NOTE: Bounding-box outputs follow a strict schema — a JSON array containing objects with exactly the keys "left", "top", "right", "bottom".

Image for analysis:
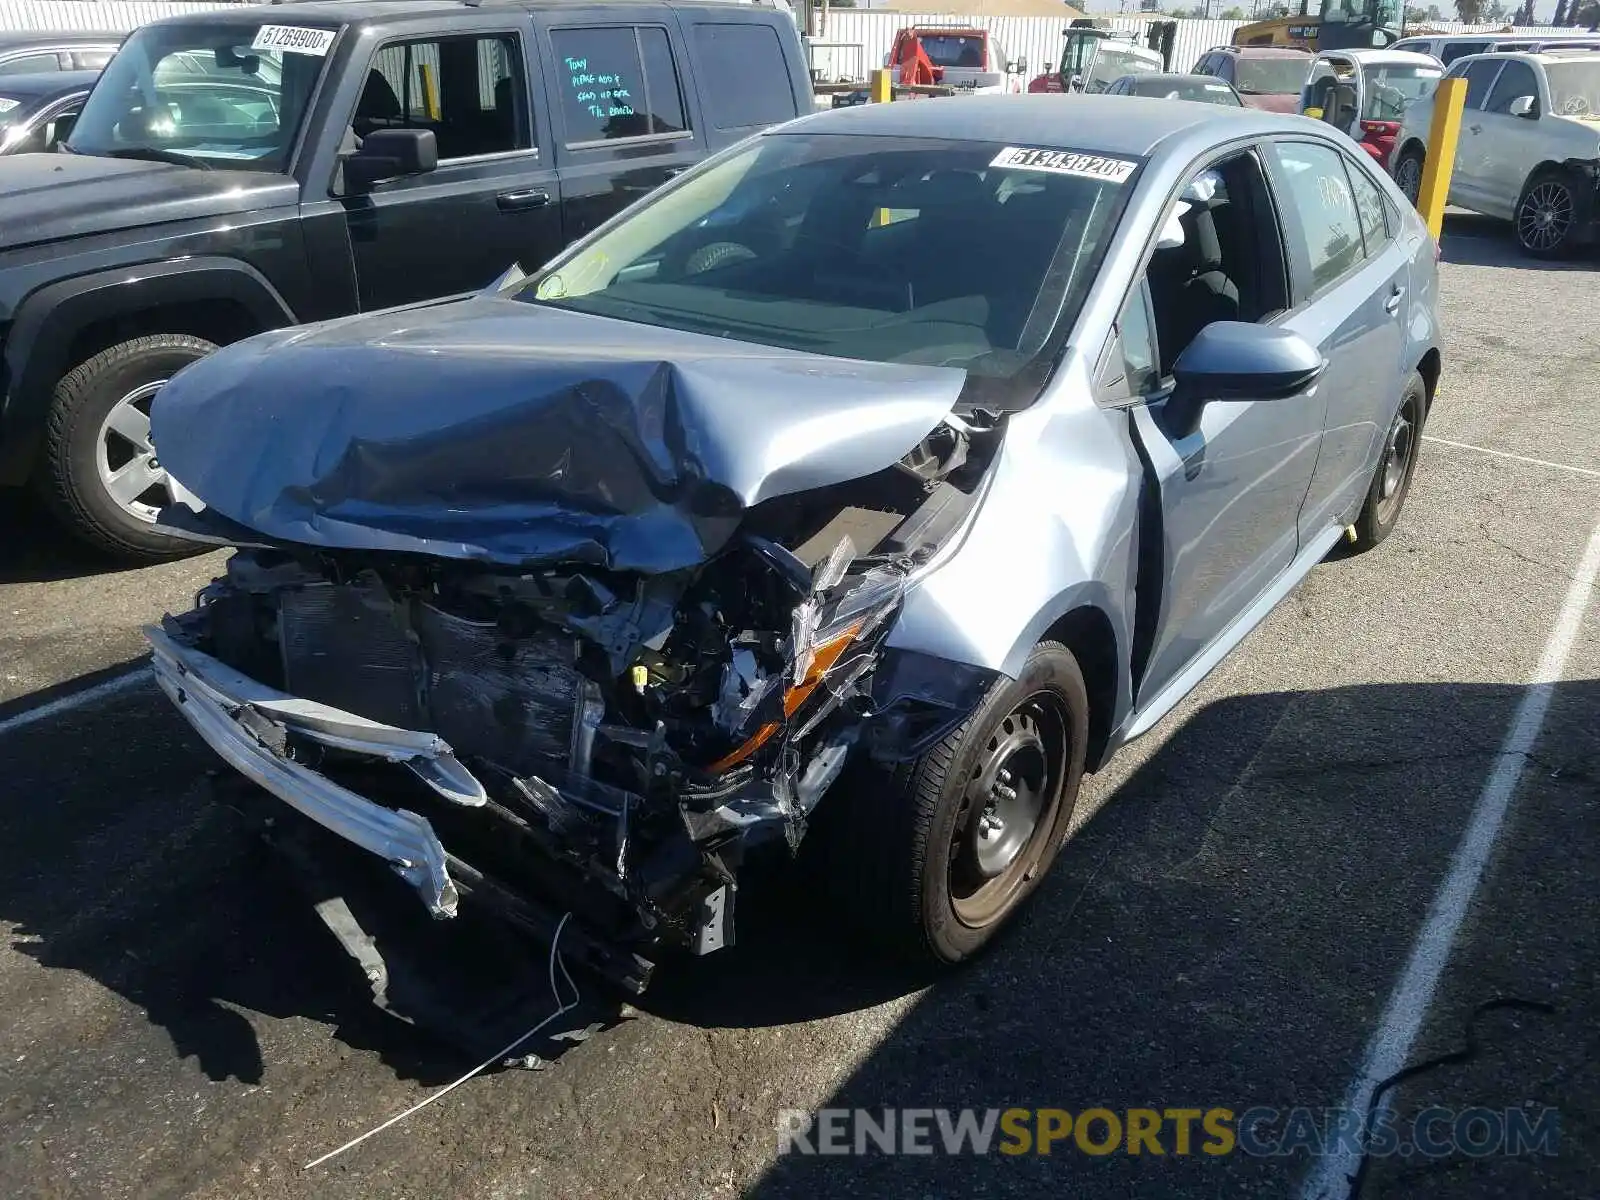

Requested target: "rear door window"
[
  {"left": 552, "top": 25, "right": 688, "bottom": 144},
  {"left": 1440, "top": 41, "right": 1483, "bottom": 65},
  {"left": 692, "top": 23, "right": 795, "bottom": 130},
  {"left": 0, "top": 52, "right": 62, "bottom": 75}
]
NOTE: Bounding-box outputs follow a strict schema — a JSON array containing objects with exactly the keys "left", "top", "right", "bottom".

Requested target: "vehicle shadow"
[
  {"left": 1439, "top": 212, "right": 1596, "bottom": 270},
  {"left": 0, "top": 488, "right": 129, "bottom": 584},
  {"left": 3, "top": 675, "right": 1594, "bottom": 1131},
  {"left": 734, "top": 675, "right": 1599, "bottom": 1198}
]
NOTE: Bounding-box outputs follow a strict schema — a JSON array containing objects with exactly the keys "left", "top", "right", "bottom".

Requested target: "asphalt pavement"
[{"left": 0, "top": 214, "right": 1596, "bottom": 1200}]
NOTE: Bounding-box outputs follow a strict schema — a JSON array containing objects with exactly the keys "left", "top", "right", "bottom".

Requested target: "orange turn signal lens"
[{"left": 706, "top": 622, "right": 862, "bottom": 773}]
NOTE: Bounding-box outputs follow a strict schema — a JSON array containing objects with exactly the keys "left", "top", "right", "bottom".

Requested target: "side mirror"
[
  {"left": 1167, "top": 322, "right": 1324, "bottom": 433},
  {"left": 343, "top": 128, "right": 437, "bottom": 190},
  {"left": 1507, "top": 94, "right": 1537, "bottom": 118}
]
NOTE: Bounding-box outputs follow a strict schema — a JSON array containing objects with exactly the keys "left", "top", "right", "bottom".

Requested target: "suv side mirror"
[
  {"left": 1507, "top": 94, "right": 1537, "bottom": 118},
  {"left": 344, "top": 128, "right": 437, "bottom": 190}
]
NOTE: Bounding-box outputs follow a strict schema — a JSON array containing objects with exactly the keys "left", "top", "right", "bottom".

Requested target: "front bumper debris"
[{"left": 148, "top": 626, "right": 467, "bottom": 918}]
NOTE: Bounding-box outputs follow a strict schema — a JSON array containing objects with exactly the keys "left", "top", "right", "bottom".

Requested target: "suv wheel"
[
  {"left": 1515, "top": 167, "right": 1586, "bottom": 259},
  {"left": 38, "top": 334, "right": 216, "bottom": 561},
  {"left": 823, "top": 640, "right": 1089, "bottom": 965},
  {"left": 1349, "top": 370, "right": 1427, "bottom": 552},
  {"left": 1393, "top": 145, "right": 1425, "bottom": 206}
]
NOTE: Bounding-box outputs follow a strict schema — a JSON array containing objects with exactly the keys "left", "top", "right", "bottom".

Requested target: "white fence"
[
  {"left": 0, "top": 0, "right": 1582, "bottom": 79},
  {"left": 810, "top": 12, "right": 1577, "bottom": 79}
]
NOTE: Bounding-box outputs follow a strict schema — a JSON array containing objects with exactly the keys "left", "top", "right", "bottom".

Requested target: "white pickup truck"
[{"left": 1391, "top": 48, "right": 1600, "bottom": 257}]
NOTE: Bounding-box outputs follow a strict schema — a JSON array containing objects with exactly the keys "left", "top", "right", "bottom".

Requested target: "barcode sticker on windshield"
[
  {"left": 251, "top": 25, "right": 336, "bottom": 56},
  {"left": 989, "top": 147, "right": 1137, "bottom": 183}
]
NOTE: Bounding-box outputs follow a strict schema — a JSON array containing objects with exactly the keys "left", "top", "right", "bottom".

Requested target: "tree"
[
  {"left": 1573, "top": 0, "right": 1600, "bottom": 24},
  {"left": 1426, "top": 4, "right": 1443, "bottom": 16},
  {"left": 1454, "top": 0, "right": 1483, "bottom": 20},
  {"left": 1220, "top": 4, "right": 1246, "bottom": 14},
  {"left": 1553, "top": 0, "right": 1570, "bottom": 23},
  {"left": 1483, "top": 0, "right": 1507, "bottom": 19},
  {"left": 1513, "top": 0, "right": 1536, "bottom": 22}
]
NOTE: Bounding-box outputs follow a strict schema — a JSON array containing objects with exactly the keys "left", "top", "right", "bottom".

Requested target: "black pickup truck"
[{"left": 0, "top": 0, "right": 810, "bottom": 559}]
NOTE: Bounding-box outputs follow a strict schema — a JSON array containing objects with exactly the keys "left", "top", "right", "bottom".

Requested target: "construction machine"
[{"left": 1232, "top": 0, "right": 1401, "bottom": 53}]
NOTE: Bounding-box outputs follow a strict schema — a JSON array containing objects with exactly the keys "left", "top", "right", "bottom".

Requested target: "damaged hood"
[{"left": 151, "top": 298, "right": 967, "bottom": 572}]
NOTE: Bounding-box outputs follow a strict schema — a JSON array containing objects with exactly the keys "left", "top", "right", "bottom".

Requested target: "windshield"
[
  {"left": 1090, "top": 45, "right": 1157, "bottom": 87},
  {"left": 1362, "top": 64, "right": 1441, "bottom": 119},
  {"left": 1139, "top": 77, "right": 1242, "bottom": 103},
  {"left": 66, "top": 21, "right": 332, "bottom": 170},
  {"left": 916, "top": 34, "right": 988, "bottom": 69},
  {"left": 1546, "top": 61, "right": 1600, "bottom": 117},
  {"left": 1235, "top": 59, "right": 1311, "bottom": 95},
  {"left": 514, "top": 133, "right": 1138, "bottom": 383}
]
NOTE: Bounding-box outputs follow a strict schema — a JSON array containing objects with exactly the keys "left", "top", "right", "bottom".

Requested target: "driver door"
[{"left": 1112, "top": 149, "right": 1325, "bottom": 707}]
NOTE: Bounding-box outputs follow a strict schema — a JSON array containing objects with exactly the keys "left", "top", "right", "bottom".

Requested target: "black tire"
[
  {"left": 1393, "top": 145, "right": 1425, "bottom": 207},
  {"left": 36, "top": 334, "right": 216, "bottom": 561},
  {"left": 1514, "top": 167, "right": 1588, "bottom": 260},
  {"left": 824, "top": 640, "right": 1090, "bottom": 966},
  {"left": 1349, "top": 369, "right": 1427, "bottom": 552}
]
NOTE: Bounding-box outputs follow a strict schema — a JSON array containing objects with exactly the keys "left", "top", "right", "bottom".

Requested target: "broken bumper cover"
[{"left": 147, "top": 626, "right": 467, "bottom": 918}]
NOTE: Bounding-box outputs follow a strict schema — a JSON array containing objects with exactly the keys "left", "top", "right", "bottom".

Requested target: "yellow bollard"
[
  {"left": 870, "top": 67, "right": 892, "bottom": 104},
  {"left": 419, "top": 62, "right": 441, "bottom": 121},
  {"left": 1415, "top": 76, "right": 1465, "bottom": 241}
]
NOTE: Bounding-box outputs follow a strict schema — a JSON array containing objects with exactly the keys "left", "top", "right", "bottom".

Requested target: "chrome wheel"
[
  {"left": 1395, "top": 154, "right": 1422, "bottom": 205},
  {"left": 1374, "top": 399, "right": 1416, "bottom": 527},
  {"left": 950, "top": 695, "right": 1069, "bottom": 928},
  {"left": 1517, "top": 181, "right": 1574, "bottom": 254},
  {"left": 94, "top": 380, "right": 172, "bottom": 525}
]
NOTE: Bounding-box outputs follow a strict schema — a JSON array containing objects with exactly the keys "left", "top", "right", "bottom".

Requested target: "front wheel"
[
  {"left": 37, "top": 334, "right": 216, "bottom": 561},
  {"left": 1515, "top": 168, "right": 1587, "bottom": 259},
  {"left": 824, "top": 640, "right": 1090, "bottom": 966},
  {"left": 1349, "top": 370, "right": 1427, "bottom": 552}
]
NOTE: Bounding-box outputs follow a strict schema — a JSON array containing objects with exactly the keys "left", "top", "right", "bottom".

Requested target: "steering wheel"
[{"left": 1562, "top": 94, "right": 1590, "bottom": 116}]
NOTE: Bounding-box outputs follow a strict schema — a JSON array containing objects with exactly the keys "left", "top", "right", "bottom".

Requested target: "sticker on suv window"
[
  {"left": 250, "top": 25, "right": 336, "bottom": 56},
  {"left": 989, "top": 147, "right": 1137, "bottom": 183}
]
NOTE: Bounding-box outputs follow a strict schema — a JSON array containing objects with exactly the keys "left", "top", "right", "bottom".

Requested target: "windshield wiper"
[{"left": 98, "top": 146, "right": 212, "bottom": 170}]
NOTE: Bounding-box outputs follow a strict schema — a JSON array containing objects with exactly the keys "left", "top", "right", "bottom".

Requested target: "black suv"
[{"left": 0, "top": 0, "right": 809, "bottom": 559}]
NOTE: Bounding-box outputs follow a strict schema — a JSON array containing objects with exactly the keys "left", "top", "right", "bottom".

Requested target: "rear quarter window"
[{"left": 691, "top": 22, "right": 797, "bottom": 130}]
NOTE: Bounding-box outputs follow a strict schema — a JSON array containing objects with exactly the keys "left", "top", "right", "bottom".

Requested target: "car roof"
[
  {"left": 0, "top": 69, "right": 101, "bottom": 98},
  {"left": 787, "top": 93, "right": 1277, "bottom": 158},
  {"left": 1128, "top": 72, "right": 1234, "bottom": 86},
  {"left": 1458, "top": 48, "right": 1600, "bottom": 64},
  {"left": 1315, "top": 49, "right": 1442, "bottom": 67},
  {"left": 0, "top": 31, "right": 120, "bottom": 50},
  {"left": 1215, "top": 45, "right": 1311, "bottom": 58},
  {"left": 146, "top": 0, "right": 789, "bottom": 25}
]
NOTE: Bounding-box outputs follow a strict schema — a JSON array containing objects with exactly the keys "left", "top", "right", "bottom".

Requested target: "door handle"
[
  {"left": 1383, "top": 285, "right": 1405, "bottom": 314},
  {"left": 496, "top": 188, "right": 550, "bottom": 212},
  {"left": 664, "top": 166, "right": 687, "bottom": 178}
]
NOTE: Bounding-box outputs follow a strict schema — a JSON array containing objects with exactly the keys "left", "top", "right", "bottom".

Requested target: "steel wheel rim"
[
  {"left": 1518, "top": 182, "right": 1573, "bottom": 252},
  {"left": 1375, "top": 397, "right": 1416, "bottom": 524},
  {"left": 1396, "top": 156, "right": 1421, "bottom": 203},
  {"left": 95, "top": 380, "right": 172, "bottom": 524},
  {"left": 950, "top": 692, "right": 1069, "bottom": 928}
]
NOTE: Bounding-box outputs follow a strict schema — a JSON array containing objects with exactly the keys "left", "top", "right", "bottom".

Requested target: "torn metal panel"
[
  {"left": 148, "top": 627, "right": 468, "bottom": 915},
  {"left": 149, "top": 298, "right": 967, "bottom": 572}
]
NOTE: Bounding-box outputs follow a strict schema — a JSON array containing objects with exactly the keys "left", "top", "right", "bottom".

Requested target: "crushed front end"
[{"left": 149, "top": 437, "right": 1003, "bottom": 991}]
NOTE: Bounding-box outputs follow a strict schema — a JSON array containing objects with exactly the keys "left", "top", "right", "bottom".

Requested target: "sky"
[{"left": 1079, "top": 0, "right": 1569, "bottom": 19}]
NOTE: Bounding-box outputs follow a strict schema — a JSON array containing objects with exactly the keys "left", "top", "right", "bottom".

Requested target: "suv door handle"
[
  {"left": 1383, "top": 285, "right": 1405, "bottom": 314},
  {"left": 497, "top": 188, "right": 550, "bottom": 212}
]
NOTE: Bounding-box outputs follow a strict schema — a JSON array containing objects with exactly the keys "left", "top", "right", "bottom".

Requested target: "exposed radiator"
[{"left": 277, "top": 583, "right": 582, "bottom": 776}]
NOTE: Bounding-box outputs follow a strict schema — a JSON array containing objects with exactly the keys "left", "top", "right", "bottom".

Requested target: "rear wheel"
[
  {"left": 1349, "top": 370, "right": 1426, "bottom": 552},
  {"left": 37, "top": 334, "right": 215, "bottom": 561},
  {"left": 1514, "top": 167, "right": 1586, "bottom": 259},
  {"left": 825, "top": 640, "right": 1089, "bottom": 965},
  {"left": 1394, "top": 145, "right": 1425, "bottom": 206}
]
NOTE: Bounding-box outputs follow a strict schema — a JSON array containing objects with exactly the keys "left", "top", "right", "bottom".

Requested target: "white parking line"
[
  {"left": 0, "top": 667, "right": 151, "bottom": 739},
  {"left": 1423, "top": 435, "right": 1600, "bottom": 480},
  {"left": 1300, "top": 514, "right": 1600, "bottom": 1200}
]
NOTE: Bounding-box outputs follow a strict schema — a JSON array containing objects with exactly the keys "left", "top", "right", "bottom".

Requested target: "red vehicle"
[
  {"left": 1190, "top": 44, "right": 1313, "bottom": 113},
  {"left": 886, "top": 27, "right": 1024, "bottom": 93}
]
